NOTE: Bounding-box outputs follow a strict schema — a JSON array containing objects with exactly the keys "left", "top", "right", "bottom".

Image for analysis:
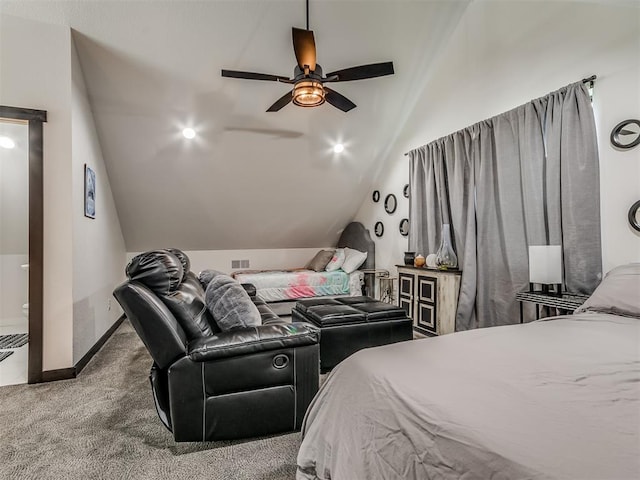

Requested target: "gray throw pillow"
[
  {"left": 198, "top": 269, "right": 227, "bottom": 289},
  {"left": 306, "top": 249, "right": 335, "bottom": 272},
  {"left": 205, "top": 274, "right": 262, "bottom": 331}
]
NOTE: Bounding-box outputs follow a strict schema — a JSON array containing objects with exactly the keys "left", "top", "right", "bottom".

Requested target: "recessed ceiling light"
[
  {"left": 333, "top": 143, "right": 344, "bottom": 154},
  {"left": 182, "top": 128, "right": 196, "bottom": 139},
  {"left": 0, "top": 136, "right": 15, "bottom": 149}
]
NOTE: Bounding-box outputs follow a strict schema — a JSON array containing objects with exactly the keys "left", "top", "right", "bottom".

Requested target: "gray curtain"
[{"left": 409, "top": 82, "right": 601, "bottom": 330}]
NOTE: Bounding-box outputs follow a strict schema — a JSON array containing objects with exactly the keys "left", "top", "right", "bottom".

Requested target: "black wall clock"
[{"left": 610, "top": 119, "right": 640, "bottom": 150}]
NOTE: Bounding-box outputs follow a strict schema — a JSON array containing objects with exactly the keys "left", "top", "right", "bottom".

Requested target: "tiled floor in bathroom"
[{"left": 0, "top": 317, "right": 28, "bottom": 386}]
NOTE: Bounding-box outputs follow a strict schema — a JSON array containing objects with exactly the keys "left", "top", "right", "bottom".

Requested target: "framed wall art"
[{"left": 84, "top": 164, "right": 96, "bottom": 219}]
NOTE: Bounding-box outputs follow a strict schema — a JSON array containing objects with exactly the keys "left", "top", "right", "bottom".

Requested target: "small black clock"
[{"left": 610, "top": 119, "right": 640, "bottom": 150}]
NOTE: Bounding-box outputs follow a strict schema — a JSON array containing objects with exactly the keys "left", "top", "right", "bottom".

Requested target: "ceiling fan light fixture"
[
  {"left": 221, "top": 1, "right": 394, "bottom": 112},
  {"left": 292, "top": 79, "right": 325, "bottom": 107}
]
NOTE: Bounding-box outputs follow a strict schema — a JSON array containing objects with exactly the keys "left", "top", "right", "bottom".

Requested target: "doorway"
[
  {"left": 0, "top": 119, "right": 29, "bottom": 385},
  {"left": 0, "top": 106, "right": 46, "bottom": 385}
]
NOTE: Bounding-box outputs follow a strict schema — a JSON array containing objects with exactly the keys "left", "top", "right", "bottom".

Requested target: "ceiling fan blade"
[
  {"left": 266, "top": 90, "right": 293, "bottom": 112},
  {"left": 324, "top": 87, "right": 356, "bottom": 112},
  {"left": 325, "top": 62, "right": 394, "bottom": 82},
  {"left": 221, "top": 69, "right": 292, "bottom": 83},
  {"left": 292, "top": 27, "right": 317, "bottom": 72}
]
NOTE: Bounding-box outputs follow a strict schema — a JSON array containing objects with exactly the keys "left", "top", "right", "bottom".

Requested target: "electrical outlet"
[
  {"left": 231, "top": 260, "right": 241, "bottom": 269},
  {"left": 240, "top": 260, "right": 250, "bottom": 269}
]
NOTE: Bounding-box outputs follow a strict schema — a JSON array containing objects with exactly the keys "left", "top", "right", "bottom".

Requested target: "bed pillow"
[
  {"left": 306, "top": 249, "right": 335, "bottom": 272},
  {"left": 341, "top": 247, "right": 368, "bottom": 274},
  {"left": 204, "top": 274, "right": 262, "bottom": 331},
  {"left": 325, "top": 248, "right": 346, "bottom": 272},
  {"left": 574, "top": 263, "right": 640, "bottom": 318}
]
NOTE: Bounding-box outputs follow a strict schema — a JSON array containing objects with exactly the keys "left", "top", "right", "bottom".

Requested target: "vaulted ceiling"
[{"left": 1, "top": 0, "right": 471, "bottom": 251}]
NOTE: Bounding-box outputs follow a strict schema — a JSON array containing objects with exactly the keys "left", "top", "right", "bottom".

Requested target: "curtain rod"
[{"left": 403, "top": 75, "right": 597, "bottom": 157}]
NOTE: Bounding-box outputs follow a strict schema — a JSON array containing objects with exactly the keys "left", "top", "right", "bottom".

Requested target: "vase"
[
  {"left": 414, "top": 254, "right": 426, "bottom": 267},
  {"left": 436, "top": 224, "right": 458, "bottom": 269},
  {"left": 404, "top": 252, "right": 415, "bottom": 265}
]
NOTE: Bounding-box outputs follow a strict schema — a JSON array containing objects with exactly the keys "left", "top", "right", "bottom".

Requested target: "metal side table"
[
  {"left": 516, "top": 291, "right": 589, "bottom": 323},
  {"left": 360, "top": 269, "right": 391, "bottom": 301}
]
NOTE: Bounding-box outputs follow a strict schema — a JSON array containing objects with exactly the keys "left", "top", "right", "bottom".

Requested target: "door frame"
[{"left": 0, "top": 105, "right": 46, "bottom": 384}]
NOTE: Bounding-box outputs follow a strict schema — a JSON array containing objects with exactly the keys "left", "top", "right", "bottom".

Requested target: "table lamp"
[{"left": 528, "top": 245, "right": 562, "bottom": 295}]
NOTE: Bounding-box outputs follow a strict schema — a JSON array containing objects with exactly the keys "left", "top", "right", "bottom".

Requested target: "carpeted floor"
[{"left": 0, "top": 321, "right": 302, "bottom": 479}]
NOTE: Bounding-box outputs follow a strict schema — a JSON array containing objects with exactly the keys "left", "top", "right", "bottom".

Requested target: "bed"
[
  {"left": 233, "top": 222, "right": 375, "bottom": 303},
  {"left": 297, "top": 263, "right": 640, "bottom": 480}
]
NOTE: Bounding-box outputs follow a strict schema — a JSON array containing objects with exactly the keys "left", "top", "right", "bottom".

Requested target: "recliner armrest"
[
  {"left": 187, "top": 322, "right": 319, "bottom": 362},
  {"left": 241, "top": 283, "right": 257, "bottom": 298}
]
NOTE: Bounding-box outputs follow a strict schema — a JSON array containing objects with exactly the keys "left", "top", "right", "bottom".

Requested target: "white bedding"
[{"left": 297, "top": 313, "right": 640, "bottom": 479}]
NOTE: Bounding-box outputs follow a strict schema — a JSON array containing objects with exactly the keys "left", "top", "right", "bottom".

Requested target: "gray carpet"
[{"left": 0, "top": 321, "right": 302, "bottom": 479}]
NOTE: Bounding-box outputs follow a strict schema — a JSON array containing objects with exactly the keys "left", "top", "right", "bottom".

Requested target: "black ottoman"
[{"left": 292, "top": 296, "right": 413, "bottom": 372}]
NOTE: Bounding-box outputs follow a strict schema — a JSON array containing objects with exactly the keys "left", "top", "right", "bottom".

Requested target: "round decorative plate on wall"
[
  {"left": 610, "top": 119, "right": 640, "bottom": 150},
  {"left": 374, "top": 221, "right": 384, "bottom": 237},
  {"left": 372, "top": 190, "right": 380, "bottom": 203},
  {"left": 403, "top": 184, "right": 409, "bottom": 198},
  {"left": 399, "top": 218, "right": 409, "bottom": 237},
  {"left": 384, "top": 194, "right": 397, "bottom": 214},
  {"left": 629, "top": 200, "right": 640, "bottom": 232}
]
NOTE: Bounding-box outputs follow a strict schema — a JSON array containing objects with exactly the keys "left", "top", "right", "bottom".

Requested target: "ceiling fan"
[{"left": 221, "top": 0, "right": 394, "bottom": 112}]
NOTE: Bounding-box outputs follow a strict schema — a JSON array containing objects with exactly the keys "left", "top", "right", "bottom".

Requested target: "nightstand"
[
  {"left": 360, "top": 269, "right": 391, "bottom": 301},
  {"left": 516, "top": 291, "right": 589, "bottom": 323}
]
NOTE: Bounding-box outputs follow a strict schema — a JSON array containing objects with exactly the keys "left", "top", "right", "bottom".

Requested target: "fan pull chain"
[{"left": 306, "top": 0, "right": 309, "bottom": 30}]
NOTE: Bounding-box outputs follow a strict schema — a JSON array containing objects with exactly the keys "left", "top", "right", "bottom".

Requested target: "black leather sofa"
[
  {"left": 113, "top": 249, "right": 320, "bottom": 442},
  {"left": 292, "top": 296, "right": 413, "bottom": 372}
]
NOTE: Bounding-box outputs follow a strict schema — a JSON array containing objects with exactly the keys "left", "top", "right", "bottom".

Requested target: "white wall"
[
  {"left": 1, "top": 14, "right": 128, "bottom": 370},
  {"left": 71, "top": 39, "right": 127, "bottom": 365},
  {"left": 356, "top": 0, "right": 640, "bottom": 276},
  {"left": 126, "top": 247, "right": 328, "bottom": 275},
  {"left": 1, "top": 14, "right": 74, "bottom": 370}
]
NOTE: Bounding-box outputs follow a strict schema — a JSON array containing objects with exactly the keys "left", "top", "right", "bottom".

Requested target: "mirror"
[
  {"left": 372, "top": 190, "right": 380, "bottom": 203},
  {"left": 384, "top": 194, "right": 397, "bottom": 214},
  {"left": 374, "top": 221, "right": 384, "bottom": 237},
  {"left": 629, "top": 200, "right": 640, "bottom": 232},
  {"left": 611, "top": 119, "right": 640, "bottom": 150},
  {"left": 403, "top": 184, "right": 410, "bottom": 198},
  {"left": 399, "top": 218, "right": 409, "bottom": 237}
]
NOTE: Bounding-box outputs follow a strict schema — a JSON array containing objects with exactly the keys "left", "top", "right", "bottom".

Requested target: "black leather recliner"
[{"left": 113, "top": 249, "right": 320, "bottom": 442}]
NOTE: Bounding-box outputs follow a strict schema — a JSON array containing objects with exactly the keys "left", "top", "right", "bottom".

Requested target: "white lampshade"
[{"left": 528, "top": 245, "right": 562, "bottom": 284}]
